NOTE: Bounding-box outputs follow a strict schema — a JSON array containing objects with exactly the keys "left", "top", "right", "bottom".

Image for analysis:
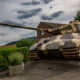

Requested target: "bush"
[
  {"left": 0, "top": 54, "right": 8, "bottom": 71},
  {"left": 0, "top": 47, "right": 30, "bottom": 62},
  {"left": 8, "top": 52, "right": 24, "bottom": 66},
  {"left": 0, "top": 47, "right": 30, "bottom": 71},
  {"left": 0, "top": 54, "right": 3, "bottom": 64},
  {"left": 0, "top": 48, "right": 17, "bottom": 58},
  {"left": 74, "top": 11, "right": 80, "bottom": 21},
  {"left": 17, "top": 47, "right": 30, "bottom": 62}
]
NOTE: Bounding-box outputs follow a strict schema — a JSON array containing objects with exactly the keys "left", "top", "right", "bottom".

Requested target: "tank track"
[
  {"left": 30, "top": 48, "right": 80, "bottom": 60},
  {"left": 63, "top": 47, "right": 80, "bottom": 60},
  {"left": 29, "top": 52, "right": 40, "bottom": 60}
]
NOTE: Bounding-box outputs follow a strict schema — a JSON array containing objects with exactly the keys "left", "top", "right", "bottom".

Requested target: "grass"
[{"left": 0, "top": 44, "right": 16, "bottom": 49}]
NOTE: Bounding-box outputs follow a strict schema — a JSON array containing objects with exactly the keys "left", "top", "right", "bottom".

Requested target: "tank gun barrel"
[
  {"left": 0, "top": 22, "right": 43, "bottom": 31},
  {"left": 0, "top": 22, "right": 70, "bottom": 35},
  {"left": 0, "top": 20, "right": 79, "bottom": 35}
]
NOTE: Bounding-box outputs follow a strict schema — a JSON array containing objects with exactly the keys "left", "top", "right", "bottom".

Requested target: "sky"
[{"left": 0, "top": 0, "right": 80, "bottom": 46}]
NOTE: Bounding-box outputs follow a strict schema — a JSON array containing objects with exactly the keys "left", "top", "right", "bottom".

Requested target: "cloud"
[
  {"left": 41, "top": 15, "right": 52, "bottom": 20},
  {"left": 19, "top": 31, "right": 36, "bottom": 39},
  {"left": 17, "top": 8, "right": 42, "bottom": 19},
  {"left": 0, "top": 19, "right": 36, "bottom": 46},
  {"left": 3, "top": 20, "right": 23, "bottom": 25},
  {"left": 0, "top": 22, "right": 36, "bottom": 46},
  {"left": 43, "top": 0, "right": 53, "bottom": 4},
  {"left": 41, "top": 11, "right": 64, "bottom": 20},
  {"left": 52, "top": 11, "right": 64, "bottom": 17},
  {"left": 20, "top": 0, "right": 53, "bottom": 5},
  {"left": 0, "top": 0, "right": 80, "bottom": 46},
  {"left": 1, "top": 20, "right": 24, "bottom": 30},
  {"left": 0, "top": 33, "right": 7, "bottom": 36},
  {"left": 21, "top": 1, "right": 40, "bottom": 5},
  {"left": 49, "top": 6, "right": 53, "bottom": 9}
]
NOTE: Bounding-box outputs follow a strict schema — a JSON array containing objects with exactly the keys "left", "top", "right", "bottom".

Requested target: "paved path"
[{"left": 0, "top": 60, "right": 80, "bottom": 80}]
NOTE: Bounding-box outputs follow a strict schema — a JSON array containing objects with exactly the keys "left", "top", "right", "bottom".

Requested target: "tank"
[
  {"left": 29, "top": 33, "right": 80, "bottom": 60},
  {"left": 29, "top": 20, "right": 80, "bottom": 60},
  {"left": 0, "top": 20, "right": 80, "bottom": 60}
]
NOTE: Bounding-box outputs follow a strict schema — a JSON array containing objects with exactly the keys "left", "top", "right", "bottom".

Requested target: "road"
[{"left": 0, "top": 60, "right": 80, "bottom": 80}]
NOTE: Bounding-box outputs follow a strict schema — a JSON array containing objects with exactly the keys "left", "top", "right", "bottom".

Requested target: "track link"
[
  {"left": 29, "top": 51, "right": 40, "bottom": 60},
  {"left": 63, "top": 48, "right": 80, "bottom": 60}
]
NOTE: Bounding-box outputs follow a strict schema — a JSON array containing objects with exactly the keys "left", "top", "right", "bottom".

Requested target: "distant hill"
[
  {"left": 0, "top": 37, "right": 36, "bottom": 49},
  {"left": 6, "top": 41, "right": 18, "bottom": 45},
  {"left": 6, "top": 37, "right": 36, "bottom": 45}
]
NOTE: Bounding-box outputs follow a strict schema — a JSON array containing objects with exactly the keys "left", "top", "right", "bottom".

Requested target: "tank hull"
[{"left": 29, "top": 33, "right": 80, "bottom": 60}]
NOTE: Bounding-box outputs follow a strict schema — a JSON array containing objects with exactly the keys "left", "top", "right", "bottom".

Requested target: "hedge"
[{"left": 0, "top": 47, "right": 30, "bottom": 71}]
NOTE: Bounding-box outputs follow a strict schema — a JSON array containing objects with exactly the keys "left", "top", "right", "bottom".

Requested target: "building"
[{"left": 36, "top": 22, "right": 65, "bottom": 42}]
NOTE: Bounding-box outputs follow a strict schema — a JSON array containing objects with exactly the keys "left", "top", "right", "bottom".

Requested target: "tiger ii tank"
[
  {"left": 29, "top": 20, "right": 80, "bottom": 60},
  {"left": 0, "top": 20, "right": 80, "bottom": 60}
]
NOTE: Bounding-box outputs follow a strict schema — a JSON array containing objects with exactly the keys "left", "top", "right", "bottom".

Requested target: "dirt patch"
[{"left": 0, "top": 44, "right": 16, "bottom": 49}]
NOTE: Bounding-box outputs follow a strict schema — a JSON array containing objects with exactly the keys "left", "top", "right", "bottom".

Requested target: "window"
[{"left": 41, "top": 31, "right": 44, "bottom": 36}]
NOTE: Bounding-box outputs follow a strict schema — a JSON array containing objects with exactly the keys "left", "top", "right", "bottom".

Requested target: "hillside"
[
  {"left": 0, "top": 44, "right": 16, "bottom": 49},
  {"left": 0, "top": 37, "right": 36, "bottom": 49},
  {"left": 6, "top": 37, "right": 36, "bottom": 45}
]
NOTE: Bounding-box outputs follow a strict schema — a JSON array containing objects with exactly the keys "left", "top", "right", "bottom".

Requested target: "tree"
[
  {"left": 74, "top": 11, "right": 80, "bottom": 21},
  {"left": 16, "top": 38, "right": 35, "bottom": 48}
]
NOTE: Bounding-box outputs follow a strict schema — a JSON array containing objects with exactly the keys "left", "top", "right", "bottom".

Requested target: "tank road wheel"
[
  {"left": 29, "top": 51, "right": 40, "bottom": 60},
  {"left": 63, "top": 47, "right": 80, "bottom": 60}
]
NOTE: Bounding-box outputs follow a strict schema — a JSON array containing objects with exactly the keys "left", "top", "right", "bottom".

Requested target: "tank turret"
[{"left": 46, "top": 20, "right": 80, "bottom": 35}]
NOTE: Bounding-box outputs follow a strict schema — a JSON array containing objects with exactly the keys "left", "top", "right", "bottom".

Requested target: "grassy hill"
[
  {"left": 6, "top": 37, "right": 36, "bottom": 45},
  {"left": 0, "top": 37, "right": 36, "bottom": 49}
]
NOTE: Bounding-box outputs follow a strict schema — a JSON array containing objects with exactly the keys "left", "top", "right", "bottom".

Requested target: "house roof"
[{"left": 38, "top": 21, "right": 66, "bottom": 28}]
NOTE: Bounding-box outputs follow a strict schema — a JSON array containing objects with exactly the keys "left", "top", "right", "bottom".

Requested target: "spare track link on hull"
[
  {"left": 29, "top": 52, "right": 40, "bottom": 60},
  {"left": 63, "top": 47, "right": 80, "bottom": 60}
]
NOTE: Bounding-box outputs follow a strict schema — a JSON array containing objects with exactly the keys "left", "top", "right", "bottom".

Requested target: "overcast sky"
[{"left": 0, "top": 0, "right": 80, "bottom": 46}]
